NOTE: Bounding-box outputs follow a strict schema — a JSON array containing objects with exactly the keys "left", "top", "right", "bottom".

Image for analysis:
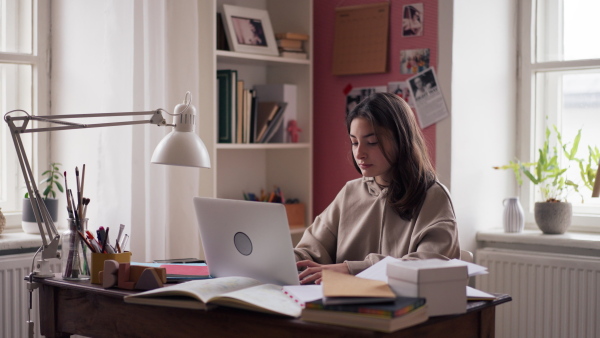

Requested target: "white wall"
[{"left": 438, "top": 0, "right": 518, "bottom": 253}]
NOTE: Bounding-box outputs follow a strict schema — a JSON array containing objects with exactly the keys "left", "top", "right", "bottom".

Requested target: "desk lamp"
[{"left": 4, "top": 92, "right": 211, "bottom": 278}]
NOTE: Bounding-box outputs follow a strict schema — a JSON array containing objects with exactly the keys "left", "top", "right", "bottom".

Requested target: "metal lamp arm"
[{"left": 4, "top": 108, "right": 169, "bottom": 275}]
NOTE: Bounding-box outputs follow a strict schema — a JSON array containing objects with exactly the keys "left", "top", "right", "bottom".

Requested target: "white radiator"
[
  {"left": 476, "top": 248, "right": 600, "bottom": 338},
  {"left": 0, "top": 253, "right": 60, "bottom": 338}
]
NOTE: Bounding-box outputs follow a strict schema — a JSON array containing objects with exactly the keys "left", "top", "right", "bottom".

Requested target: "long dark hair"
[{"left": 346, "top": 92, "right": 436, "bottom": 220}]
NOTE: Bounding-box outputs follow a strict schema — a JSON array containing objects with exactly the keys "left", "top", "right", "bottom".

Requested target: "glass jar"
[{"left": 61, "top": 218, "right": 90, "bottom": 280}]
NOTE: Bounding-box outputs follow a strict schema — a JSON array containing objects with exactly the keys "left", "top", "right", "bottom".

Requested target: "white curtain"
[
  {"left": 130, "top": 0, "right": 204, "bottom": 262},
  {"left": 51, "top": 0, "right": 204, "bottom": 262}
]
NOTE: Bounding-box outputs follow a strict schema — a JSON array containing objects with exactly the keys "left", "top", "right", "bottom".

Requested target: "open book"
[{"left": 124, "top": 276, "right": 302, "bottom": 318}]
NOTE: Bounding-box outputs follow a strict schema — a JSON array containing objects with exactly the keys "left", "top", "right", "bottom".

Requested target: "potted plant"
[
  {"left": 22, "top": 162, "right": 64, "bottom": 234},
  {"left": 494, "top": 127, "right": 596, "bottom": 234}
]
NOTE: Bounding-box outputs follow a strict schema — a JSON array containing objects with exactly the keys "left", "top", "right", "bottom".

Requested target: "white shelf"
[
  {"left": 216, "top": 50, "right": 310, "bottom": 66},
  {"left": 216, "top": 143, "right": 310, "bottom": 150},
  {"left": 203, "top": 0, "right": 314, "bottom": 228}
]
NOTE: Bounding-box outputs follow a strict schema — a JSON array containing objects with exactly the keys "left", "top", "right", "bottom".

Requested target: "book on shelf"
[
  {"left": 254, "top": 84, "right": 297, "bottom": 143},
  {"left": 216, "top": 69, "right": 237, "bottom": 143},
  {"left": 301, "top": 303, "right": 428, "bottom": 333},
  {"left": 256, "top": 102, "right": 287, "bottom": 143},
  {"left": 236, "top": 80, "right": 244, "bottom": 143},
  {"left": 277, "top": 38, "right": 303, "bottom": 50},
  {"left": 124, "top": 276, "right": 302, "bottom": 318},
  {"left": 254, "top": 101, "right": 280, "bottom": 143},
  {"left": 275, "top": 32, "right": 309, "bottom": 41},
  {"left": 280, "top": 51, "right": 308, "bottom": 60},
  {"left": 248, "top": 89, "right": 258, "bottom": 143}
]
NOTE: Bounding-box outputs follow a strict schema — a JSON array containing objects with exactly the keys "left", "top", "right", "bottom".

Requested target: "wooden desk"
[{"left": 35, "top": 275, "right": 511, "bottom": 338}]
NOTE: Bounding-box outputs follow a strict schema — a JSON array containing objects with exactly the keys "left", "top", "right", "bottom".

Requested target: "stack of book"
[
  {"left": 301, "top": 297, "right": 428, "bottom": 333},
  {"left": 275, "top": 32, "right": 309, "bottom": 59}
]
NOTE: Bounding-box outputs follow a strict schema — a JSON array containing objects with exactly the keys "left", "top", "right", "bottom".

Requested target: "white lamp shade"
[{"left": 151, "top": 130, "right": 211, "bottom": 168}]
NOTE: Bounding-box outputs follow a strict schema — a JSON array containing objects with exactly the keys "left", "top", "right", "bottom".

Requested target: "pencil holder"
[
  {"left": 91, "top": 252, "right": 132, "bottom": 284},
  {"left": 61, "top": 218, "right": 90, "bottom": 280}
]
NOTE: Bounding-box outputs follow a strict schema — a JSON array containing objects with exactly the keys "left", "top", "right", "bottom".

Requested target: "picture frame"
[{"left": 222, "top": 4, "right": 279, "bottom": 56}]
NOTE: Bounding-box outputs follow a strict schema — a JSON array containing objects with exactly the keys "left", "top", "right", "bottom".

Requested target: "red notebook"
[{"left": 160, "top": 264, "right": 210, "bottom": 277}]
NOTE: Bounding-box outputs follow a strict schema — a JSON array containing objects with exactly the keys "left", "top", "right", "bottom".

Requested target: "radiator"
[
  {"left": 0, "top": 253, "right": 60, "bottom": 338},
  {"left": 476, "top": 248, "right": 600, "bottom": 338}
]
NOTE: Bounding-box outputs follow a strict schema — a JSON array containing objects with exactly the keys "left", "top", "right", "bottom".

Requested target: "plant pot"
[
  {"left": 534, "top": 202, "right": 572, "bottom": 234},
  {"left": 22, "top": 198, "right": 59, "bottom": 234}
]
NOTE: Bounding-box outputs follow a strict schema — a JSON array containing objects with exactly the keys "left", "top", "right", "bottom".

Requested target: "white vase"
[{"left": 503, "top": 197, "right": 524, "bottom": 233}]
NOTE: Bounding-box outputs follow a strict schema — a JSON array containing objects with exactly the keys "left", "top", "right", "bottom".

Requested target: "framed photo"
[{"left": 222, "top": 4, "right": 279, "bottom": 56}]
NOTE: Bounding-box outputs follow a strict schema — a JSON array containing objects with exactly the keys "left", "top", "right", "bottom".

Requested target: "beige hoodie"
[{"left": 294, "top": 177, "right": 460, "bottom": 274}]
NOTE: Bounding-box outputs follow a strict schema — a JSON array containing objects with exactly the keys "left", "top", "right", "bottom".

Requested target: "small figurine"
[{"left": 287, "top": 120, "right": 302, "bottom": 143}]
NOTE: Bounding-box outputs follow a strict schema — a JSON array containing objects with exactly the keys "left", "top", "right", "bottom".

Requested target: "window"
[
  {"left": 519, "top": 0, "right": 600, "bottom": 230},
  {"left": 0, "top": 0, "right": 49, "bottom": 229}
]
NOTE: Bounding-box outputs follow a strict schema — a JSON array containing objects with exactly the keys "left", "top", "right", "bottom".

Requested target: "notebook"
[{"left": 193, "top": 197, "right": 301, "bottom": 286}]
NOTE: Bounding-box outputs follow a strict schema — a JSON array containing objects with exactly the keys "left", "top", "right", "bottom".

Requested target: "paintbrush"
[
  {"left": 64, "top": 171, "right": 73, "bottom": 219},
  {"left": 75, "top": 166, "right": 81, "bottom": 217},
  {"left": 79, "top": 164, "right": 86, "bottom": 216}
]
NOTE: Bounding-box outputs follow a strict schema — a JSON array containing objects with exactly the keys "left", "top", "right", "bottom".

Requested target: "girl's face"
[{"left": 350, "top": 117, "right": 395, "bottom": 186}]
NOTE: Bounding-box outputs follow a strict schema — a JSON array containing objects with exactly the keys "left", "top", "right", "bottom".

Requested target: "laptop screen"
[{"left": 193, "top": 197, "right": 300, "bottom": 286}]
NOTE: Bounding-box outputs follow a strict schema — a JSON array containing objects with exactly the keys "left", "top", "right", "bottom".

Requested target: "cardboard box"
[
  {"left": 284, "top": 203, "right": 305, "bottom": 228},
  {"left": 386, "top": 259, "right": 468, "bottom": 316}
]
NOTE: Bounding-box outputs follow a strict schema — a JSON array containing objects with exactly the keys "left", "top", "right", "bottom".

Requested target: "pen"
[
  {"left": 121, "top": 234, "right": 129, "bottom": 252},
  {"left": 115, "top": 224, "right": 125, "bottom": 253},
  {"left": 78, "top": 231, "right": 96, "bottom": 253},
  {"left": 86, "top": 231, "right": 102, "bottom": 252},
  {"left": 101, "top": 227, "right": 109, "bottom": 253}
]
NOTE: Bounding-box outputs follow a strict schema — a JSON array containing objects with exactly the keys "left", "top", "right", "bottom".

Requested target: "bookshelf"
[{"left": 198, "top": 0, "right": 313, "bottom": 233}]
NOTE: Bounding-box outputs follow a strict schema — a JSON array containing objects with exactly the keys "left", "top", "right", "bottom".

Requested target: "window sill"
[
  {"left": 477, "top": 228, "right": 600, "bottom": 257},
  {"left": 0, "top": 232, "right": 43, "bottom": 256}
]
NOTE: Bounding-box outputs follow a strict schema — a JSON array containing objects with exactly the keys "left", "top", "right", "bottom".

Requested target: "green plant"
[
  {"left": 494, "top": 126, "right": 587, "bottom": 203},
  {"left": 24, "top": 162, "right": 64, "bottom": 199},
  {"left": 578, "top": 145, "right": 600, "bottom": 191}
]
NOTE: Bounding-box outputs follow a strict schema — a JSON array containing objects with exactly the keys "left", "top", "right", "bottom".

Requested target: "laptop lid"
[{"left": 193, "top": 197, "right": 300, "bottom": 286}]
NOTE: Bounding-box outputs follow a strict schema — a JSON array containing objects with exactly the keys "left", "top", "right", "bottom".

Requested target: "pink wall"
[{"left": 312, "top": 0, "right": 438, "bottom": 217}]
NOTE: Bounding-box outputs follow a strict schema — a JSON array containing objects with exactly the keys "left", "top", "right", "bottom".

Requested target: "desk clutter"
[
  {"left": 243, "top": 186, "right": 306, "bottom": 228},
  {"left": 61, "top": 164, "right": 131, "bottom": 281},
  {"left": 116, "top": 257, "right": 494, "bottom": 333}
]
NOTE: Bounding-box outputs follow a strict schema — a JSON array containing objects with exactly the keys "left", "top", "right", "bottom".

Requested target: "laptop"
[{"left": 193, "top": 197, "right": 301, "bottom": 286}]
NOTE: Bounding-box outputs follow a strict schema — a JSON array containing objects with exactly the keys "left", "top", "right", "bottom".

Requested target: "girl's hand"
[{"left": 296, "top": 260, "right": 350, "bottom": 285}]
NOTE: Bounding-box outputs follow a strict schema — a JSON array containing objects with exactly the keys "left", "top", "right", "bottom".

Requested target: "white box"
[{"left": 386, "top": 259, "right": 468, "bottom": 316}]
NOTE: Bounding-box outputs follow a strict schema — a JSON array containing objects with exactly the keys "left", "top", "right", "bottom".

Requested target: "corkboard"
[{"left": 332, "top": 2, "right": 390, "bottom": 76}]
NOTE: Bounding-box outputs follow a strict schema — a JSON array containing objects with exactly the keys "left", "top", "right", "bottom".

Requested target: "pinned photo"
[
  {"left": 346, "top": 86, "right": 386, "bottom": 114},
  {"left": 407, "top": 68, "right": 449, "bottom": 128},
  {"left": 400, "top": 48, "right": 430, "bottom": 74},
  {"left": 402, "top": 4, "right": 424, "bottom": 37}
]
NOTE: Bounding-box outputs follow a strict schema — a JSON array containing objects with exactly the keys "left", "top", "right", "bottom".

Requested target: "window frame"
[
  {"left": 518, "top": 0, "right": 600, "bottom": 233},
  {"left": 0, "top": 0, "right": 50, "bottom": 231}
]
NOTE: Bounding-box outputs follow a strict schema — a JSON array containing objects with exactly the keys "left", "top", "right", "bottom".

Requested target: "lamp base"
[{"left": 34, "top": 259, "right": 57, "bottom": 278}]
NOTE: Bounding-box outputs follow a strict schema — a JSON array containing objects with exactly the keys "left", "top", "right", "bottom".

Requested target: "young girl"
[{"left": 295, "top": 92, "right": 460, "bottom": 284}]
